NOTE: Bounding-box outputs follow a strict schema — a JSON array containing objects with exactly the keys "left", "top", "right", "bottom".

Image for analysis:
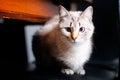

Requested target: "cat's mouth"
[
  {"left": 67, "top": 37, "right": 79, "bottom": 44},
  {"left": 71, "top": 40, "right": 78, "bottom": 44}
]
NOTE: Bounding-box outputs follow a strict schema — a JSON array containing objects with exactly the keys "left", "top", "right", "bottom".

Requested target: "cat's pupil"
[
  {"left": 79, "top": 27, "right": 85, "bottom": 32},
  {"left": 66, "top": 27, "right": 71, "bottom": 32}
]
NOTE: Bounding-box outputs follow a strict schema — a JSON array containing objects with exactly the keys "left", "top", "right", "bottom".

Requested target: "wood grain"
[{"left": 0, "top": 0, "right": 58, "bottom": 23}]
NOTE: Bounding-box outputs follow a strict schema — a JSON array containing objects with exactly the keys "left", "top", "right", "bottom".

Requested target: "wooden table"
[{"left": 0, "top": 0, "right": 58, "bottom": 23}]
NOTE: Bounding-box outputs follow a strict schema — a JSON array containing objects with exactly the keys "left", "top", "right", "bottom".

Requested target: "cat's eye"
[
  {"left": 65, "top": 27, "right": 71, "bottom": 32},
  {"left": 79, "top": 27, "right": 85, "bottom": 32}
]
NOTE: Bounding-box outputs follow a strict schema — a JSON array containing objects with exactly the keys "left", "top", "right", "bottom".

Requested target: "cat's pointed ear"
[
  {"left": 59, "top": 5, "right": 69, "bottom": 18},
  {"left": 82, "top": 6, "right": 93, "bottom": 20}
]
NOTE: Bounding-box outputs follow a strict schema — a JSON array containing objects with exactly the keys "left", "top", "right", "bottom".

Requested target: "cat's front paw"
[
  {"left": 61, "top": 69, "right": 74, "bottom": 75},
  {"left": 76, "top": 69, "right": 86, "bottom": 75}
]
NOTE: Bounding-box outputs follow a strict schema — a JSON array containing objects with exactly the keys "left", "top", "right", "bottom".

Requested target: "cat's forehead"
[{"left": 69, "top": 11, "right": 82, "bottom": 18}]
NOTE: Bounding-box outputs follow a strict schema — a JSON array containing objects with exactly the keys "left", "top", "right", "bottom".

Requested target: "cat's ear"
[
  {"left": 82, "top": 6, "right": 93, "bottom": 20},
  {"left": 59, "top": 5, "right": 69, "bottom": 18}
]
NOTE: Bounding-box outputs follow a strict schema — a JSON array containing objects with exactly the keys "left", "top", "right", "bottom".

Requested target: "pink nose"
[{"left": 71, "top": 35, "right": 77, "bottom": 43}]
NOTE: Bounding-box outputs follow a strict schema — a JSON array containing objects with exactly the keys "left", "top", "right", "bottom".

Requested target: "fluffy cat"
[{"left": 32, "top": 5, "right": 94, "bottom": 75}]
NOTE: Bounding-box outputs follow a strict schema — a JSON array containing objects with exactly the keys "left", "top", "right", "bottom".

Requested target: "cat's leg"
[
  {"left": 60, "top": 62, "right": 74, "bottom": 75},
  {"left": 61, "top": 68, "right": 74, "bottom": 75},
  {"left": 76, "top": 67, "right": 86, "bottom": 75}
]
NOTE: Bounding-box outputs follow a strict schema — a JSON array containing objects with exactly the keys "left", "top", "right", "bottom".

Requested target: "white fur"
[{"left": 58, "top": 40, "right": 92, "bottom": 71}]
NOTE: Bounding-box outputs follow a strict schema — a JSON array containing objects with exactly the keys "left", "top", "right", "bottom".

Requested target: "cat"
[{"left": 32, "top": 5, "right": 94, "bottom": 75}]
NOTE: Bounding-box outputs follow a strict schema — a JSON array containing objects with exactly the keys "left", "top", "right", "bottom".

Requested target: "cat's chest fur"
[{"left": 57, "top": 40, "right": 92, "bottom": 71}]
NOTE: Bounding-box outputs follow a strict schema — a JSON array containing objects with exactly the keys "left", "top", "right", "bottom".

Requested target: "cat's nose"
[
  {"left": 71, "top": 38, "right": 77, "bottom": 43},
  {"left": 71, "top": 33, "right": 77, "bottom": 42},
  {"left": 72, "top": 36, "right": 77, "bottom": 41}
]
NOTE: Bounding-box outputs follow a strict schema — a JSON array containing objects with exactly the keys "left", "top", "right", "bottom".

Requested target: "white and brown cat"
[{"left": 32, "top": 5, "right": 94, "bottom": 75}]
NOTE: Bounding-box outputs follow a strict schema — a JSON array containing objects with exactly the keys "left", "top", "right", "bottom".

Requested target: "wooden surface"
[{"left": 0, "top": 0, "right": 58, "bottom": 23}]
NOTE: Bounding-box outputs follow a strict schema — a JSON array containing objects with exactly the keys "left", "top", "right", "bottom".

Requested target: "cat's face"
[{"left": 59, "top": 6, "right": 94, "bottom": 43}]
